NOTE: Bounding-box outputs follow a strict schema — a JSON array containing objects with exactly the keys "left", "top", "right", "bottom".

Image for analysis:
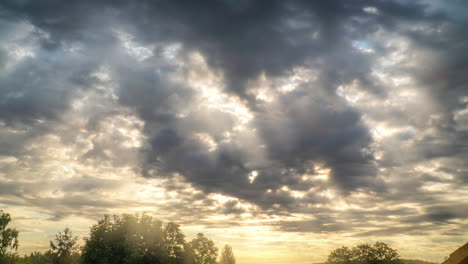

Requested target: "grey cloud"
[
  {"left": 221, "top": 200, "right": 246, "bottom": 215},
  {"left": 60, "top": 175, "right": 122, "bottom": 193},
  {"left": 0, "top": 177, "right": 145, "bottom": 220},
  {"left": 0, "top": 35, "right": 100, "bottom": 126},
  {"left": 277, "top": 219, "right": 349, "bottom": 233},
  {"left": 422, "top": 204, "right": 468, "bottom": 223},
  {"left": 355, "top": 225, "right": 437, "bottom": 237},
  {"left": 254, "top": 86, "right": 377, "bottom": 192},
  {"left": 0, "top": 0, "right": 467, "bottom": 235}
]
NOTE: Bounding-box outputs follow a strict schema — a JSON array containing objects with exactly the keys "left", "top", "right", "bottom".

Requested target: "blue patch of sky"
[{"left": 352, "top": 40, "right": 373, "bottom": 52}]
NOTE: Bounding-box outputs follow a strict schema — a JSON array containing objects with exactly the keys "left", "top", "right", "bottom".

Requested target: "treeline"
[
  {"left": 0, "top": 211, "right": 236, "bottom": 264},
  {"left": 2, "top": 209, "right": 406, "bottom": 264},
  {"left": 327, "top": 242, "right": 403, "bottom": 264}
]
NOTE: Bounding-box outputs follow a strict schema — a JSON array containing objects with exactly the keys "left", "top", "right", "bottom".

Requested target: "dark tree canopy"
[
  {"left": 189, "top": 233, "right": 218, "bottom": 264},
  {"left": 0, "top": 212, "right": 233, "bottom": 264},
  {"left": 163, "top": 222, "right": 186, "bottom": 264},
  {"left": 81, "top": 214, "right": 196, "bottom": 264},
  {"left": 82, "top": 214, "right": 162, "bottom": 264},
  {"left": 327, "top": 242, "right": 403, "bottom": 264},
  {"left": 49, "top": 227, "right": 80, "bottom": 264},
  {"left": 0, "top": 210, "right": 19, "bottom": 262}
]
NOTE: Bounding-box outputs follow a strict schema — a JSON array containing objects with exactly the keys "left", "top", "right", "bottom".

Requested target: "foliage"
[
  {"left": 50, "top": 227, "right": 80, "bottom": 264},
  {"left": 0, "top": 211, "right": 19, "bottom": 264},
  {"left": 0, "top": 211, "right": 229, "bottom": 264},
  {"left": 81, "top": 213, "right": 193, "bottom": 264},
  {"left": 219, "top": 244, "right": 236, "bottom": 264},
  {"left": 189, "top": 233, "right": 218, "bottom": 264},
  {"left": 0, "top": 253, "right": 18, "bottom": 264},
  {"left": 163, "top": 222, "right": 186, "bottom": 264},
  {"left": 327, "top": 242, "right": 403, "bottom": 264},
  {"left": 16, "top": 251, "right": 53, "bottom": 264}
]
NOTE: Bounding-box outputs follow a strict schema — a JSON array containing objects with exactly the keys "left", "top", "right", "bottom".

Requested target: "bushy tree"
[
  {"left": 189, "top": 233, "right": 218, "bottom": 264},
  {"left": 0, "top": 254, "right": 18, "bottom": 264},
  {"left": 82, "top": 214, "right": 191, "bottom": 264},
  {"left": 50, "top": 227, "right": 80, "bottom": 264},
  {"left": 219, "top": 245, "right": 236, "bottom": 264},
  {"left": 327, "top": 242, "right": 403, "bottom": 264},
  {"left": 6, "top": 213, "right": 221, "bottom": 264},
  {"left": 0, "top": 210, "right": 19, "bottom": 264},
  {"left": 163, "top": 222, "right": 186, "bottom": 264},
  {"left": 328, "top": 246, "right": 356, "bottom": 264}
]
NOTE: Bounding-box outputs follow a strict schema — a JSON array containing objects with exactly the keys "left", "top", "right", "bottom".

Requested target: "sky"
[{"left": 0, "top": 1, "right": 467, "bottom": 263}]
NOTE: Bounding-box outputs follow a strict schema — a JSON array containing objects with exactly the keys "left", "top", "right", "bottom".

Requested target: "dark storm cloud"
[
  {"left": 0, "top": 50, "right": 99, "bottom": 124},
  {"left": 221, "top": 200, "right": 246, "bottom": 215},
  {"left": 1, "top": 0, "right": 369, "bottom": 95},
  {"left": 254, "top": 86, "right": 377, "bottom": 192},
  {"left": 401, "top": 204, "right": 468, "bottom": 224},
  {"left": 1, "top": 0, "right": 468, "bottom": 233},
  {"left": 118, "top": 0, "right": 388, "bottom": 202}
]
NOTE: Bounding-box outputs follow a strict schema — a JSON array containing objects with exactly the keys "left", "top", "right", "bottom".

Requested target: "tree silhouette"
[
  {"left": 82, "top": 214, "right": 183, "bottom": 264},
  {"left": 50, "top": 227, "right": 80, "bottom": 264},
  {"left": 328, "top": 246, "right": 355, "bottom": 264},
  {"left": 219, "top": 245, "right": 236, "bottom": 264},
  {"left": 6, "top": 213, "right": 222, "bottom": 264},
  {"left": 0, "top": 210, "right": 19, "bottom": 262},
  {"left": 163, "top": 222, "right": 186, "bottom": 264},
  {"left": 189, "top": 233, "right": 218, "bottom": 264},
  {"left": 327, "top": 242, "right": 403, "bottom": 264}
]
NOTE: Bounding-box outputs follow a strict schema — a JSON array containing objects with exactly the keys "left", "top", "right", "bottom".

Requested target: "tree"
[
  {"left": 355, "top": 242, "right": 400, "bottom": 264},
  {"left": 327, "top": 242, "right": 403, "bottom": 264},
  {"left": 81, "top": 214, "right": 167, "bottom": 264},
  {"left": 0, "top": 210, "right": 19, "bottom": 263},
  {"left": 49, "top": 227, "right": 80, "bottom": 264},
  {"left": 219, "top": 245, "right": 236, "bottom": 264},
  {"left": 81, "top": 214, "right": 220, "bottom": 264},
  {"left": 189, "top": 233, "right": 218, "bottom": 264},
  {"left": 163, "top": 222, "right": 186, "bottom": 264},
  {"left": 328, "top": 246, "right": 355, "bottom": 264}
]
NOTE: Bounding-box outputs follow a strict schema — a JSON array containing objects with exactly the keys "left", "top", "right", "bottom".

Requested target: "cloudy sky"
[{"left": 1, "top": 0, "right": 467, "bottom": 263}]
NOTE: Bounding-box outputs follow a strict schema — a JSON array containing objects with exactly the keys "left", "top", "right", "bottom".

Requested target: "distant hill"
[
  {"left": 402, "top": 259, "right": 439, "bottom": 264},
  {"left": 313, "top": 260, "right": 438, "bottom": 264}
]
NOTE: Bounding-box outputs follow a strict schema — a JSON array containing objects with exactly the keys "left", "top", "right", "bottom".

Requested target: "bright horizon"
[{"left": 1, "top": 1, "right": 468, "bottom": 263}]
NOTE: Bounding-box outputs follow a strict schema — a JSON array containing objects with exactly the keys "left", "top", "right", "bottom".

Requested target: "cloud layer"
[{"left": 0, "top": 1, "right": 467, "bottom": 263}]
